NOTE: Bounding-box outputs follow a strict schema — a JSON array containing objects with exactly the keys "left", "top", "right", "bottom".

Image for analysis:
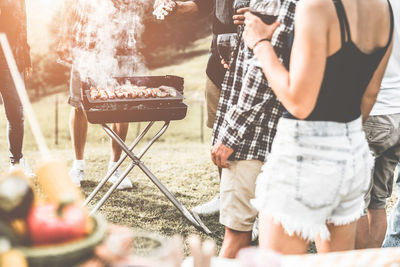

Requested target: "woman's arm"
[
  {"left": 361, "top": 39, "right": 393, "bottom": 122},
  {"left": 244, "top": 0, "right": 330, "bottom": 119}
]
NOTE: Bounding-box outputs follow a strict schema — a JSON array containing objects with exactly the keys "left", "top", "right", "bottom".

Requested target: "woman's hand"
[{"left": 243, "top": 12, "right": 280, "bottom": 50}]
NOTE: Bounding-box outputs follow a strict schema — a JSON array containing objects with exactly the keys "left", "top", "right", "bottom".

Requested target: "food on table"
[
  {"left": 27, "top": 202, "right": 89, "bottom": 245},
  {"left": 36, "top": 160, "right": 84, "bottom": 205},
  {"left": 87, "top": 84, "right": 179, "bottom": 100},
  {"left": 0, "top": 174, "right": 34, "bottom": 221}
]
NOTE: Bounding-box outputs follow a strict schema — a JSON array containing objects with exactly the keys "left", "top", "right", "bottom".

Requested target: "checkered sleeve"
[
  {"left": 215, "top": 0, "right": 297, "bottom": 159},
  {"left": 220, "top": 64, "right": 277, "bottom": 149}
]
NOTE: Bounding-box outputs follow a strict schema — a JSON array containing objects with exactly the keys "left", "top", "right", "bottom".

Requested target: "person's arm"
[
  {"left": 244, "top": 0, "right": 329, "bottom": 119},
  {"left": 361, "top": 40, "right": 393, "bottom": 122},
  {"left": 153, "top": 0, "right": 212, "bottom": 18},
  {"left": 211, "top": 67, "right": 279, "bottom": 168}
]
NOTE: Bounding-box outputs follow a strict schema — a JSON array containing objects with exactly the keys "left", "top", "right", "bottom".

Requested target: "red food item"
[{"left": 27, "top": 203, "right": 87, "bottom": 245}]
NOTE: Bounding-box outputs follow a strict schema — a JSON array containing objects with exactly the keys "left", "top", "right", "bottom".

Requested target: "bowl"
[{"left": 16, "top": 213, "right": 107, "bottom": 267}]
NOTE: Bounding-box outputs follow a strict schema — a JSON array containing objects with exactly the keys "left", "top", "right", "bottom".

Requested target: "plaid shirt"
[
  {"left": 212, "top": 0, "right": 298, "bottom": 162},
  {"left": 58, "top": 0, "right": 141, "bottom": 63}
]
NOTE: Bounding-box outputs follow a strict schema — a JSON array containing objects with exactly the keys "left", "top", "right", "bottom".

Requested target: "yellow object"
[
  {"left": 36, "top": 160, "right": 84, "bottom": 205},
  {"left": 1, "top": 250, "right": 28, "bottom": 267}
]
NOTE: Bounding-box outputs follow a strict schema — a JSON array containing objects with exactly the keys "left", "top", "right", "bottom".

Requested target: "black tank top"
[{"left": 283, "top": 0, "right": 394, "bottom": 122}]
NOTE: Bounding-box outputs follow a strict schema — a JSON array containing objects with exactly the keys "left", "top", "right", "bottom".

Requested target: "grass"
[{"left": 0, "top": 35, "right": 398, "bottom": 255}]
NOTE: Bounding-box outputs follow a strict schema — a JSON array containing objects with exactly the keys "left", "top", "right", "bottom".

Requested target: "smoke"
[{"left": 71, "top": 0, "right": 148, "bottom": 87}]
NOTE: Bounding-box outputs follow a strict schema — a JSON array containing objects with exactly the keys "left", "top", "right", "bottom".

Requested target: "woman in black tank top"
[{"left": 242, "top": 0, "right": 394, "bottom": 254}]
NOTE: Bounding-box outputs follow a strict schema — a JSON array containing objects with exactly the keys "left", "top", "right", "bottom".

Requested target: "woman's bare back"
[{"left": 326, "top": 0, "right": 392, "bottom": 56}]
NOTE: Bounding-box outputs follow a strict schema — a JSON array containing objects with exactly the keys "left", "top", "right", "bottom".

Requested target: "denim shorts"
[{"left": 252, "top": 117, "right": 373, "bottom": 241}]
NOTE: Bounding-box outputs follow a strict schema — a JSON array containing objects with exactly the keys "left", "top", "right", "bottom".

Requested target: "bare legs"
[
  {"left": 70, "top": 107, "right": 88, "bottom": 160},
  {"left": 69, "top": 107, "right": 129, "bottom": 162},
  {"left": 355, "top": 209, "right": 387, "bottom": 248},
  {"left": 258, "top": 213, "right": 309, "bottom": 254},
  {"left": 219, "top": 227, "right": 251, "bottom": 258},
  {"left": 110, "top": 122, "right": 129, "bottom": 162},
  {"left": 258, "top": 213, "right": 358, "bottom": 254}
]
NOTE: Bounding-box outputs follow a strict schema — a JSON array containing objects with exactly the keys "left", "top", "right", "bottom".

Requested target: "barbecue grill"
[{"left": 81, "top": 75, "right": 211, "bottom": 234}]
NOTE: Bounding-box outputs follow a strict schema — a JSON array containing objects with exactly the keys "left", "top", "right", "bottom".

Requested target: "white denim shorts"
[{"left": 251, "top": 117, "right": 373, "bottom": 241}]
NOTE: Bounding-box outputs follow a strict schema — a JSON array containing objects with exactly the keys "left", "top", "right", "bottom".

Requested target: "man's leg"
[
  {"left": 356, "top": 209, "right": 387, "bottom": 249},
  {"left": 219, "top": 228, "right": 251, "bottom": 258},
  {"left": 193, "top": 77, "right": 222, "bottom": 216},
  {"left": 383, "top": 163, "right": 400, "bottom": 247},
  {"left": 69, "top": 107, "right": 88, "bottom": 161},
  {"left": 110, "top": 122, "right": 129, "bottom": 162},
  {"left": 0, "top": 50, "right": 25, "bottom": 166},
  {"left": 219, "top": 160, "right": 261, "bottom": 258},
  {"left": 357, "top": 114, "right": 400, "bottom": 248},
  {"left": 68, "top": 67, "right": 87, "bottom": 185},
  {"left": 108, "top": 122, "right": 132, "bottom": 189}
]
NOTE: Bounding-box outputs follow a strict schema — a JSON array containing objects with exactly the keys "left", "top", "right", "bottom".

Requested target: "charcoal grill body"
[{"left": 81, "top": 76, "right": 210, "bottom": 234}]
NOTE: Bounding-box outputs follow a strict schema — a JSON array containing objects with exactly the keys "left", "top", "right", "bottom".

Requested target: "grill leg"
[
  {"left": 83, "top": 121, "right": 154, "bottom": 207},
  {"left": 102, "top": 122, "right": 212, "bottom": 234},
  {"left": 89, "top": 122, "right": 167, "bottom": 214}
]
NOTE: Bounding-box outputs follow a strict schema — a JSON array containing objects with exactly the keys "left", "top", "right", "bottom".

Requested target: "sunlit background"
[{"left": 26, "top": 0, "right": 63, "bottom": 53}]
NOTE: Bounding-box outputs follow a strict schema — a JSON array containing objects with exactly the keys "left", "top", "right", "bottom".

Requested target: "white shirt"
[{"left": 370, "top": 0, "right": 400, "bottom": 116}]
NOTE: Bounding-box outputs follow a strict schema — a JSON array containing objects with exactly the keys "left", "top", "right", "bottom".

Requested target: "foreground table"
[{"left": 182, "top": 247, "right": 400, "bottom": 267}]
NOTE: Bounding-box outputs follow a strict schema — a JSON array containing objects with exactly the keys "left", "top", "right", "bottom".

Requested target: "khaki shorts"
[
  {"left": 205, "top": 77, "right": 221, "bottom": 129},
  {"left": 363, "top": 113, "right": 400, "bottom": 210},
  {"left": 220, "top": 159, "right": 262, "bottom": 232}
]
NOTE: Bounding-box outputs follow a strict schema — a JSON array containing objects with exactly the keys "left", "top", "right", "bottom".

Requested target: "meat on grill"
[{"left": 88, "top": 85, "right": 179, "bottom": 101}]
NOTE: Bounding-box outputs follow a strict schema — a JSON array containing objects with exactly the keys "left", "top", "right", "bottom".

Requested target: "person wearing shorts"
[
  {"left": 58, "top": 0, "right": 132, "bottom": 189},
  {"left": 244, "top": 0, "right": 393, "bottom": 254},
  {"left": 67, "top": 66, "right": 131, "bottom": 189},
  {"left": 356, "top": 0, "right": 400, "bottom": 248},
  {"left": 153, "top": 0, "right": 248, "bottom": 216},
  {"left": 211, "top": 0, "right": 297, "bottom": 258}
]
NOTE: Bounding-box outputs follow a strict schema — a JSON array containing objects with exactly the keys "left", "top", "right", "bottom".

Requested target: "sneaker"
[
  {"left": 252, "top": 217, "right": 259, "bottom": 242},
  {"left": 192, "top": 194, "right": 220, "bottom": 216},
  {"left": 69, "top": 167, "right": 85, "bottom": 186},
  {"left": 9, "top": 159, "right": 35, "bottom": 178},
  {"left": 108, "top": 168, "right": 133, "bottom": 190}
]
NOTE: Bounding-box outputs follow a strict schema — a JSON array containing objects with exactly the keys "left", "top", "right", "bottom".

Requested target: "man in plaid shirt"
[
  {"left": 58, "top": 0, "right": 144, "bottom": 189},
  {"left": 211, "top": 0, "right": 298, "bottom": 258}
]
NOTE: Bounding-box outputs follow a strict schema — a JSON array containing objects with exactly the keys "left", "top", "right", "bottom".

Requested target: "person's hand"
[
  {"left": 233, "top": 7, "right": 249, "bottom": 25},
  {"left": 211, "top": 141, "right": 234, "bottom": 168},
  {"left": 153, "top": 0, "right": 177, "bottom": 20},
  {"left": 24, "top": 67, "right": 32, "bottom": 80},
  {"left": 244, "top": 12, "right": 280, "bottom": 50},
  {"left": 188, "top": 235, "right": 216, "bottom": 267},
  {"left": 220, "top": 57, "right": 229, "bottom": 69}
]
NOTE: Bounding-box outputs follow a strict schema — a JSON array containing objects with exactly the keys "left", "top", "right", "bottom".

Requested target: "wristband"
[{"left": 252, "top": 38, "right": 271, "bottom": 50}]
